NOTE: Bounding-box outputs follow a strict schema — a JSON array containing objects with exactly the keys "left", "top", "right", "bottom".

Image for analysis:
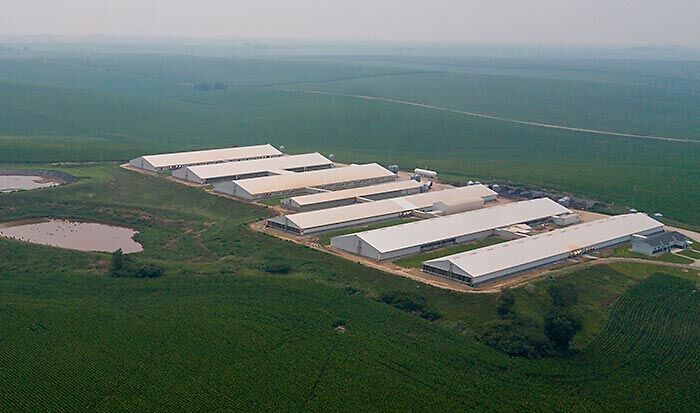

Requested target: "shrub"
[
  {"left": 544, "top": 310, "right": 582, "bottom": 351},
  {"left": 378, "top": 292, "right": 442, "bottom": 321},
  {"left": 134, "top": 264, "right": 164, "bottom": 278},
  {"left": 111, "top": 249, "right": 124, "bottom": 274},
  {"left": 379, "top": 292, "right": 426, "bottom": 312},
  {"left": 480, "top": 316, "right": 551, "bottom": 358},
  {"left": 547, "top": 282, "right": 579, "bottom": 308},
  {"left": 263, "top": 262, "right": 292, "bottom": 274},
  {"left": 111, "top": 261, "right": 164, "bottom": 278},
  {"left": 497, "top": 289, "right": 516, "bottom": 316},
  {"left": 344, "top": 286, "right": 360, "bottom": 295}
]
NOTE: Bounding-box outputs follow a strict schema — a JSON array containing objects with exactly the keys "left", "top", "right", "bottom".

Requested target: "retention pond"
[
  {"left": 0, "top": 170, "right": 75, "bottom": 193},
  {"left": 0, "top": 219, "right": 143, "bottom": 253},
  {"left": 0, "top": 175, "right": 60, "bottom": 192}
]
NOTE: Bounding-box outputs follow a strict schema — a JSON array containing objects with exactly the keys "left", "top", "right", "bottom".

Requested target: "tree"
[
  {"left": 544, "top": 310, "right": 582, "bottom": 351},
  {"left": 111, "top": 249, "right": 124, "bottom": 274},
  {"left": 378, "top": 292, "right": 442, "bottom": 321},
  {"left": 481, "top": 316, "right": 551, "bottom": 358},
  {"left": 497, "top": 289, "right": 516, "bottom": 316},
  {"left": 135, "top": 264, "right": 164, "bottom": 278},
  {"left": 547, "top": 282, "right": 579, "bottom": 308}
]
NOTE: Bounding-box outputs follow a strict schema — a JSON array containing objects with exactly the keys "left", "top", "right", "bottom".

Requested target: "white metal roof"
[
  {"left": 234, "top": 163, "right": 395, "bottom": 195},
  {"left": 338, "top": 198, "right": 572, "bottom": 253},
  {"left": 277, "top": 185, "right": 497, "bottom": 231},
  {"left": 289, "top": 180, "right": 423, "bottom": 206},
  {"left": 181, "top": 153, "right": 331, "bottom": 180},
  {"left": 138, "top": 144, "right": 282, "bottom": 168},
  {"left": 424, "top": 213, "right": 663, "bottom": 278}
]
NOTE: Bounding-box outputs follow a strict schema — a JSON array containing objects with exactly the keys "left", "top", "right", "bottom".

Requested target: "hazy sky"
[{"left": 3, "top": 0, "right": 700, "bottom": 46}]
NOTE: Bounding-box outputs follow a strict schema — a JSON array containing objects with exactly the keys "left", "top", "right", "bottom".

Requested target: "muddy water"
[
  {"left": 0, "top": 219, "right": 143, "bottom": 253},
  {"left": 0, "top": 175, "right": 60, "bottom": 192}
]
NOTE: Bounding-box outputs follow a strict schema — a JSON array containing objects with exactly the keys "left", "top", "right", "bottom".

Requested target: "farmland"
[
  {"left": 1, "top": 46, "right": 700, "bottom": 410},
  {"left": 0, "top": 162, "right": 699, "bottom": 410},
  {"left": 0, "top": 53, "right": 698, "bottom": 225}
]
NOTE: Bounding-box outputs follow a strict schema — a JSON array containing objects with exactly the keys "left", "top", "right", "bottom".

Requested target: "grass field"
[
  {"left": 0, "top": 163, "right": 698, "bottom": 411},
  {"left": 393, "top": 236, "right": 507, "bottom": 268}
]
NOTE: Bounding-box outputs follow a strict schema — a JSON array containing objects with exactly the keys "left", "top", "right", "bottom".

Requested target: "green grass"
[
  {"left": 317, "top": 218, "right": 414, "bottom": 245},
  {"left": 394, "top": 236, "right": 507, "bottom": 268},
  {"left": 678, "top": 248, "right": 700, "bottom": 260},
  {"left": 605, "top": 245, "right": 694, "bottom": 264},
  {"left": 0, "top": 163, "right": 698, "bottom": 410},
  {"left": 258, "top": 197, "right": 285, "bottom": 206}
]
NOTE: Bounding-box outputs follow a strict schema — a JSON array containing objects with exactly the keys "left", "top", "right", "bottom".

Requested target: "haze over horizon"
[{"left": 3, "top": 0, "right": 700, "bottom": 47}]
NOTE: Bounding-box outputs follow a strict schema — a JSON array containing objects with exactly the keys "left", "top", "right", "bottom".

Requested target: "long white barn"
[
  {"left": 215, "top": 163, "right": 397, "bottom": 200},
  {"left": 267, "top": 185, "right": 497, "bottom": 235},
  {"left": 282, "top": 180, "right": 423, "bottom": 211},
  {"left": 422, "top": 213, "right": 663, "bottom": 286},
  {"left": 172, "top": 153, "right": 333, "bottom": 184},
  {"left": 331, "top": 198, "right": 572, "bottom": 260},
  {"left": 129, "top": 144, "right": 283, "bottom": 172}
]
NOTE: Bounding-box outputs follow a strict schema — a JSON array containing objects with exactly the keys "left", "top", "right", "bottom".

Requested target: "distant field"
[
  {"left": 0, "top": 54, "right": 697, "bottom": 226},
  {"left": 0, "top": 163, "right": 698, "bottom": 411},
  {"left": 294, "top": 70, "right": 700, "bottom": 140}
]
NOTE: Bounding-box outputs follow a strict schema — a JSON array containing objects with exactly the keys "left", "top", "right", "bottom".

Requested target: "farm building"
[
  {"left": 171, "top": 153, "right": 333, "bottom": 184},
  {"left": 128, "top": 144, "right": 283, "bottom": 172},
  {"left": 422, "top": 213, "right": 663, "bottom": 286},
  {"left": 631, "top": 231, "right": 689, "bottom": 256},
  {"left": 267, "top": 185, "right": 497, "bottom": 235},
  {"left": 214, "top": 163, "right": 397, "bottom": 200},
  {"left": 551, "top": 212, "right": 581, "bottom": 226},
  {"left": 282, "top": 180, "right": 423, "bottom": 211},
  {"left": 330, "top": 198, "right": 572, "bottom": 260}
]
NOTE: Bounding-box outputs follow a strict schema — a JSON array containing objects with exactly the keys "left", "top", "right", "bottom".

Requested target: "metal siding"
[
  {"left": 303, "top": 212, "right": 401, "bottom": 234},
  {"left": 285, "top": 186, "right": 496, "bottom": 233},
  {"left": 343, "top": 198, "right": 569, "bottom": 256},
  {"left": 424, "top": 214, "right": 663, "bottom": 284}
]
